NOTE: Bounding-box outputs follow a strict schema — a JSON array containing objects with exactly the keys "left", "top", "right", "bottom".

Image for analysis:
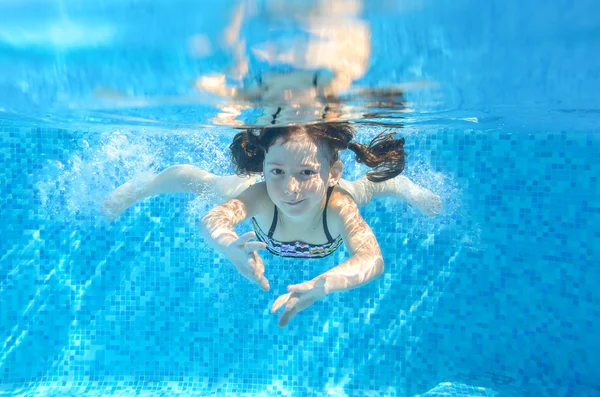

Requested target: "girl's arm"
[
  {"left": 199, "top": 182, "right": 264, "bottom": 250},
  {"left": 199, "top": 183, "right": 271, "bottom": 290},
  {"left": 338, "top": 174, "right": 442, "bottom": 216},
  {"left": 315, "top": 190, "right": 384, "bottom": 294}
]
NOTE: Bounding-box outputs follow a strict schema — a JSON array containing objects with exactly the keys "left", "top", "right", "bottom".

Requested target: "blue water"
[{"left": 1, "top": 1, "right": 599, "bottom": 396}]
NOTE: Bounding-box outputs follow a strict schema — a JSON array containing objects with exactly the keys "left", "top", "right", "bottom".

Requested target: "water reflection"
[
  {"left": 0, "top": 0, "right": 429, "bottom": 130},
  {"left": 195, "top": 0, "right": 411, "bottom": 128}
]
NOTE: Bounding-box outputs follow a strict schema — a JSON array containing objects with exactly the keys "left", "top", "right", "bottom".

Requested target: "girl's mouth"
[{"left": 284, "top": 199, "right": 305, "bottom": 206}]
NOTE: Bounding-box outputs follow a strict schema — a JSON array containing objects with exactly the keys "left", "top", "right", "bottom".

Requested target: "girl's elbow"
[
  {"left": 199, "top": 211, "right": 217, "bottom": 235},
  {"left": 200, "top": 207, "right": 220, "bottom": 227}
]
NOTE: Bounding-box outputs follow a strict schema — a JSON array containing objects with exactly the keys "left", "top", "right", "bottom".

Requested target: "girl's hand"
[
  {"left": 414, "top": 190, "right": 442, "bottom": 217},
  {"left": 225, "top": 232, "right": 270, "bottom": 291},
  {"left": 271, "top": 278, "right": 328, "bottom": 327}
]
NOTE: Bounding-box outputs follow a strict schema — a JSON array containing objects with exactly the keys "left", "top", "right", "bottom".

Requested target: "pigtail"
[
  {"left": 229, "top": 130, "right": 265, "bottom": 176},
  {"left": 348, "top": 132, "right": 406, "bottom": 182}
]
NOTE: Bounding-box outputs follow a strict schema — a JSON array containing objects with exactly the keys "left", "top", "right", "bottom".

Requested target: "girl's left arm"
[
  {"left": 270, "top": 191, "right": 384, "bottom": 327},
  {"left": 311, "top": 191, "right": 384, "bottom": 294}
]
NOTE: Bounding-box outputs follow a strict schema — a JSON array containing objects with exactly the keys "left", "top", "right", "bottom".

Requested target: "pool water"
[{"left": 1, "top": 1, "right": 599, "bottom": 396}]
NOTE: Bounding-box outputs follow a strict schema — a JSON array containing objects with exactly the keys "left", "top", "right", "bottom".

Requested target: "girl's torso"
[{"left": 250, "top": 182, "right": 346, "bottom": 258}]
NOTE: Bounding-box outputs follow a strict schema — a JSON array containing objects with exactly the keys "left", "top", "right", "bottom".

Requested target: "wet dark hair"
[{"left": 229, "top": 122, "right": 405, "bottom": 183}]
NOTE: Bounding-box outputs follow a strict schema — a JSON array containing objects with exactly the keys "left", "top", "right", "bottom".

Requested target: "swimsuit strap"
[
  {"left": 267, "top": 204, "right": 278, "bottom": 238},
  {"left": 269, "top": 185, "right": 335, "bottom": 241},
  {"left": 323, "top": 186, "right": 335, "bottom": 243}
]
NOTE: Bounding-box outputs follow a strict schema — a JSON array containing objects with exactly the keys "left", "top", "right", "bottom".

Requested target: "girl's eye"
[
  {"left": 301, "top": 170, "right": 316, "bottom": 176},
  {"left": 270, "top": 169, "right": 283, "bottom": 175}
]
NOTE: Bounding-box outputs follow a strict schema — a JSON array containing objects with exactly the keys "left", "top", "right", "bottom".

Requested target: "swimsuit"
[{"left": 251, "top": 186, "right": 343, "bottom": 258}]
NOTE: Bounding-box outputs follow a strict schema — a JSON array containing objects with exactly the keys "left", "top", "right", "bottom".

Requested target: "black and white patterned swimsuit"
[{"left": 251, "top": 186, "right": 343, "bottom": 258}]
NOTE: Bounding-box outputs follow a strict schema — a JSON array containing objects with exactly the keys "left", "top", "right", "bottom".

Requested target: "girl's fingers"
[
  {"left": 271, "top": 293, "right": 291, "bottom": 313},
  {"left": 250, "top": 251, "right": 264, "bottom": 274},
  {"left": 285, "top": 296, "right": 300, "bottom": 311},
  {"left": 253, "top": 260, "right": 267, "bottom": 284},
  {"left": 236, "top": 232, "right": 265, "bottom": 253},
  {"left": 244, "top": 267, "right": 269, "bottom": 291},
  {"left": 236, "top": 231, "right": 256, "bottom": 245},
  {"left": 279, "top": 295, "right": 317, "bottom": 327},
  {"left": 292, "top": 295, "right": 317, "bottom": 312},
  {"left": 245, "top": 241, "right": 267, "bottom": 253},
  {"left": 278, "top": 307, "right": 297, "bottom": 327},
  {"left": 270, "top": 279, "right": 329, "bottom": 327},
  {"left": 248, "top": 254, "right": 269, "bottom": 290},
  {"left": 257, "top": 275, "right": 270, "bottom": 291}
]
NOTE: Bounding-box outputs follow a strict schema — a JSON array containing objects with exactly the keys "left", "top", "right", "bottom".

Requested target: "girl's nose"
[{"left": 285, "top": 176, "right": 300, "bottom": 195}]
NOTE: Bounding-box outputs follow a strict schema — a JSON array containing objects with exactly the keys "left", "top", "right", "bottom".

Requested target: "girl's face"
[{"left": 263, "top": 133, "right": 341, "bottom": 218}]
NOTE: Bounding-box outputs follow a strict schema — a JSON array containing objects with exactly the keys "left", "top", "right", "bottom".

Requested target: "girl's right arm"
[{"left": 199, "top": 183, "right": 271, "bottom": 291}]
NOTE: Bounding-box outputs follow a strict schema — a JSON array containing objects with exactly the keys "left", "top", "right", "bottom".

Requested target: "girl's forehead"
[{"left": 266, "top": 135, "right": 328, "bottom": 164}]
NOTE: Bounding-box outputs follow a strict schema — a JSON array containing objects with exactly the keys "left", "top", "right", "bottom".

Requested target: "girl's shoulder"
[
  {"left": 328, "top": 184, "right": 359, "bottom": 210},
  {"left": 236, "top": 181, "right": 274, "bottom": 219},
  {"left": 325, "top": 184, "right": 361, "bottom": 236}
]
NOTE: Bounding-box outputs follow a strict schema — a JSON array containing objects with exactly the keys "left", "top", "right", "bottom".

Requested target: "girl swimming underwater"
[{"left": 103, "top": 122, "right": 441, "bottom": 326}]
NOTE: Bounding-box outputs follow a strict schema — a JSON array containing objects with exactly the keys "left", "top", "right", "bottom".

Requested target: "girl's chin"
[{"left": 278, "top": 200, "right": 312, "bottom": 216}]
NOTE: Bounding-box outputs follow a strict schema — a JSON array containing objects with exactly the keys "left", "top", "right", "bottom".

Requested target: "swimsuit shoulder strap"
[
  {"left": 322, "top": 186, "right": 335, "bottom": 243},
  {"left": 267, "top": 204, "right": 278, "bottom": 238}
]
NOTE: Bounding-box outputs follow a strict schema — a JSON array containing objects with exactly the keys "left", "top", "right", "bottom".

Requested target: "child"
[{"left": 103, "top": 122, "right": 441, "bottom": 327}]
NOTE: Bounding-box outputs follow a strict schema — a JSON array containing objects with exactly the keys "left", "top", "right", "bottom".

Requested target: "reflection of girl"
[
  {"left": 103, "top": 123, "right": 442, "bottom": 326},
  {"left": 196, "top": 0, "right": 372, "bottom": 126}
]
